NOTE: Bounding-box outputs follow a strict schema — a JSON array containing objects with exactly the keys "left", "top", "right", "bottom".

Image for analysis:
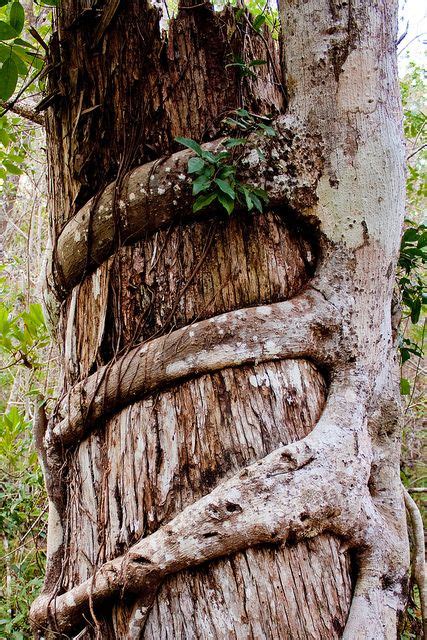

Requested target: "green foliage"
[
  {"left": 398, "top": 221, "right": 426, "bottom": 326},
  {"left": 226, "top": 55, "right": 267, "bottom": 79},
  {"left": 176, "top": 109, "right": 274, "bottom": 215},
  {"left": 234, "top": 0, "right": 279, "bottom": 39},
  {"left": 0, "top": 1, "right": 46, "bottom": 102},
  {"left": 0, "top": 407, "right": 46, "bottom": 640},
  {"left": 0, "top": 265, "right": 50, "bottom": 638},
  {"left": 397, "top": 62, "right": 426, "bottom": 394},
  {"left": 0, "top": 276, "right": 49, "bottom": 370}
]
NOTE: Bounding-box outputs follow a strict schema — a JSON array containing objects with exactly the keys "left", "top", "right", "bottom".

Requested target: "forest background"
[{"left": 0, "top": 0, "right": 425, "bottom": 638}]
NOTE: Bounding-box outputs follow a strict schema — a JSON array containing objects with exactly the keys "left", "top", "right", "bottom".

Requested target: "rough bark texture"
[{"left": 31, "top": 1, "right": 418, "bottom": 639}]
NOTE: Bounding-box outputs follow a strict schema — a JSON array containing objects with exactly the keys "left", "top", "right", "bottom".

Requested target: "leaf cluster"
[
  {"left": 0, "top": 1, "right": 45, "bottom": 101},
  {"left": 175, "top": 109, "right": 275, "bottom": 216},
  {"left": 0, "top": 407, "right": 46, "bottom": 640},
  {"left": 0, "top": 269, "right": 49, "bottom": 370},
  {"left": 398, "top": 221, "right": 426, "bottom": 326}
]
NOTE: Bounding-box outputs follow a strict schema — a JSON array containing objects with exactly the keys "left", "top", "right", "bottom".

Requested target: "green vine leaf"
[
  {"left": 175, "top": 136, "right": 203, "bottom": 156},
  {"left": 188, "top": 157, "right": 205, "bottom": 173},
  {"left": 193, "top": 192, "right": 217, "bottom": 212},
  {"left": 0, "top": 20, "right": 18, "bottom": 40},
  {"left": 9, "top": 2, "right": 24, "bottom": 35},
  {"left": 214, "top": 178, "right": 235, "bottom": 200},
  {"left": 0, "top": 56, "right": 18, "bottom": 100}
]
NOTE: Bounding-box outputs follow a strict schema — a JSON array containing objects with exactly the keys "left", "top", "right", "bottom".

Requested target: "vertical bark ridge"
[
  {"left": 61, "top": 211, "right": 315, "bottom": 386},
  {"left": 65, "top": 360, "right": 352, "bottom": 639}
]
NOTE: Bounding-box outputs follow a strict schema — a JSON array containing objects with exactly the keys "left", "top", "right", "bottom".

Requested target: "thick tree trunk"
[{"left": 31, "top": 1, "right": 416, "bottom": 639}]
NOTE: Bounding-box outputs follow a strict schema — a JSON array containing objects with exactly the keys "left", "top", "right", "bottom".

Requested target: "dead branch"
[{"left": 0, "top": 100, "right": 44, "bottom": 126}]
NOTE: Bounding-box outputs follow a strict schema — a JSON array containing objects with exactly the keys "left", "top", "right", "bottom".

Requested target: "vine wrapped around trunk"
[{"left": 30, "top": 1, "right": 425, "bottom": 639}]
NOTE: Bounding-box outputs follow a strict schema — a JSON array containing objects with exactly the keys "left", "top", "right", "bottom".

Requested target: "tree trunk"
[{"left": 31, "top": 1, "right": 414, "bottom": 639}]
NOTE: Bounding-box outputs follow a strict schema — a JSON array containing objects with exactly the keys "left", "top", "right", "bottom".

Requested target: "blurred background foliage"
[{"left": 0, "top": 1, "right": 425, "bottom": 638}]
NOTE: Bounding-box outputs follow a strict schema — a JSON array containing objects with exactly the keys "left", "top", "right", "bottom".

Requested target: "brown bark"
[
  {"left": 40, "top": 5, "right": 350, "bottom": 638},
  {"left": 46, "top": 1, "right": 283, "bottom": 236}
]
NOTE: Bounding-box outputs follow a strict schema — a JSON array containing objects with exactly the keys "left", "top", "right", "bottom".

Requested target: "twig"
[
  {"left": 407, "top": 143, "right": 427, "bottom": 161},
  {"left": 0, "top": 100, "right": 44, "bottom": 125}
]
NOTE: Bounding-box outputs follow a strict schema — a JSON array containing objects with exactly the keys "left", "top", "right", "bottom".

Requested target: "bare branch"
[{"left": 0, "top": 100, "right": 44, "bottom": 126}]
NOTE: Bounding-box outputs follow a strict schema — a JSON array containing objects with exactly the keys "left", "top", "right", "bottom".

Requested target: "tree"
[{"left": 27, "top": 0, "right": 424, "bottom": 638}]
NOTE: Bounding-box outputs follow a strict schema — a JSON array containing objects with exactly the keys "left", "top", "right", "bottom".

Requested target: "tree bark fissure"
[{"left": 31, "top": 0, "right": 418, "bottom": 638}]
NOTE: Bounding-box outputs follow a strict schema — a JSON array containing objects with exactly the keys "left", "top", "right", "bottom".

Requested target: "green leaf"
[
  {"left": 223, "top": 138, "right": 246, "bottom": 148},
  {"left": 248, "top": 59, "right": 267, "bottom": 67},
  {"left": 0, "top": 20, "right": 18, "bottom": 40},
  {"left": 192, "top": 174, "right": 210, "bottom": 195},
  {"left": 240, "top": 186, "right": 254, "bottom": 211},
  {"left": 410, "top": 297, "right": 421, "bottom": 323},
  {"left": 217, "top": 191, "right": 234, "bottom": 215},
  {"left": 200, "top": 149, "right": 217, "bottom": 163},
  {"left": 214, "top": 178, "right": 235, "bottom": 199},
  {"left": 0, "top": 127, "right": 9, "bottom": 145},
  {"left": 193, "top": 192, "right": 217, "bottom": 212},
  {"left": 217, "top": 165, "right": 235, "bottom": 179},
  {"left": 0, "top": 44, "right": 26, "bottom": 75},
  {"left": 224, "top": 117, "right": 248, "bottom": 130},
  {"left": 402, "top": 228, "right": 418, "bottom": 243},
  {"left": 0, "top": 56, "right": 18, "bottom": 100},
  {"left": 400, "top": 378, "right": 410, "bottom": 395},
  {"left": 253, "top": 14, "right": 266, "bottom": 31},
  {"left": 252, "top": 187, "right": 269, "bottom": 202},
  {"left": 250, "top": 193, "right": 264, "bottom": 213},
  {"left": 3, "top": 159, "right": 22, "bottom": 174},
  {"left": 13, "top": 37, "right": 38, "bottom": 50},
  {"left": 258, "top": 122, "right": 276, "bottom": 136},
  {"left": 200, "top": 164, "right": 215, "bottom": 180},
  {"left": 187, "top": 156, "right": 205, "bottom": 174},
  {"left": 175, "top": 136, "right": 203, "bottom": 156},
  {"left": 9, "top": 3, "right": 24, "bottom": 35}
]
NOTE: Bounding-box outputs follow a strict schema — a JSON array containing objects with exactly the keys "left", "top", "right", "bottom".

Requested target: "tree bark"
[{"left": 31, "top": 1, "right": 416, "bottom": 639}]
